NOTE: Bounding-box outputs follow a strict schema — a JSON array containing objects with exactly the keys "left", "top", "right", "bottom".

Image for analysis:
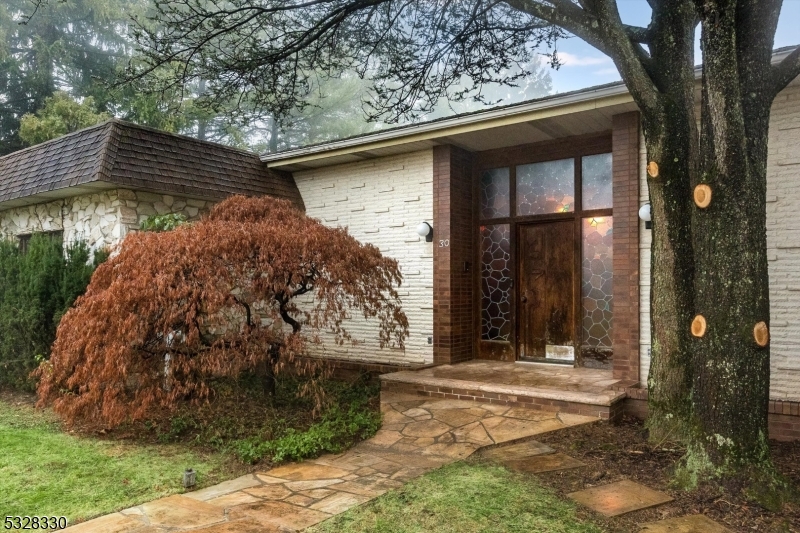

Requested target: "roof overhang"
[
  {"left": 263, "top": 46, "right": 798, "bottom": 172},
  {"left": 0, "top": 181, "right": 226, "bottom": 211},
  {"left": 0, "top": 181, "right": 117, "bottom": 210},
  {"left": 264, "top": 82, "right": 635, "bottom": 171}
]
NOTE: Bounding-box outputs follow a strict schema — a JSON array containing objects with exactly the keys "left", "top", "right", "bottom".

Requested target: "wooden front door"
[{"left": 517, "top": 221, "right": 575, "bottom": 362}]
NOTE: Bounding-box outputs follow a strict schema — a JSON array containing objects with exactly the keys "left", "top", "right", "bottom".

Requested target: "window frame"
[{"left": 17, "top": 230, "right": 64, "bottom": 255}]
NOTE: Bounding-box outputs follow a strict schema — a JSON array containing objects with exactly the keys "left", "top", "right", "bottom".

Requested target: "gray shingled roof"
[{"left": 0, "top": 119, "right": 303, "bottom": 209}]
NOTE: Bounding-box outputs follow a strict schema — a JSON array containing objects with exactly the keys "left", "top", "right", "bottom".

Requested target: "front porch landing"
[{"left": 380, "top": 360, "right": 628, "bottom": 421}]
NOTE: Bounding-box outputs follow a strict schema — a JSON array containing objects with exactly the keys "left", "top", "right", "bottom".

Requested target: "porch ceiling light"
[
  {"left": 639, "top": 203, "right": 652, "bottom": 229},
  {"left": 416, "top": 222, "right": 433, "bottom": 242}
]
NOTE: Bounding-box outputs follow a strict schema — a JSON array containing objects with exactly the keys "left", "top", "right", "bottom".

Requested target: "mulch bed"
[{"left": 535, "top": 417, "right": 799, "bottom": 532}]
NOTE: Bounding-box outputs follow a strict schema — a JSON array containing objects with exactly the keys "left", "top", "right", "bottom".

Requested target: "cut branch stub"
[
  {"left": 691, "top": 315, "right": 707, "bottom": 338},
  {"left": 647, "top": 161, "right": 659, "bottom": 178},
  {"left": 753, "top": 321, "right": 769, "bottom": 347},
  {"left": 694, "top": 184, "right": 712, "bottom": 208}
]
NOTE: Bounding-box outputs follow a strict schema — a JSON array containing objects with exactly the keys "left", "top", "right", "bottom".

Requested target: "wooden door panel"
[
  {"left": 519, "top": 226, "right": 546, "bottom": 357},
  {"left": 518, "top": 221, "right": 575, "bottom": 360},
  {"left": 545, "top": 221, "right": 574, "bottom": 347}
]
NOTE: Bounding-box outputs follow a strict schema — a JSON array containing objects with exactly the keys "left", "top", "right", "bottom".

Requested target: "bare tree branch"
[
  {"left": 504, "top": 0, "right": 661, "bottom": 117},
  {"left": 624, "top": 23, "right": 653, "bottom": 43}
]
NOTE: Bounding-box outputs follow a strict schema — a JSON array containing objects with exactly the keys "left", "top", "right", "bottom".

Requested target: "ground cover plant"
[
  {"left": 0, "top": 234, "right": 102, "bottom": 391},
  {"left": 36, "top": 195, "right": 408, "bottom": 429},
  {"left": 121, "top": 373, "right": 383, "bottom": 466},
  {"left": 0, "top": 391, "right": 244, "bottom": 524},
  {"left": 309, "top": 460, "right": 604, "bottom": 533}
]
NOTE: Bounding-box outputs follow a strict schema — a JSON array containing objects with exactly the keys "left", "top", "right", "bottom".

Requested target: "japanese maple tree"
[{"left": 36, "top": 195, "right": 409, "bottom": 428}]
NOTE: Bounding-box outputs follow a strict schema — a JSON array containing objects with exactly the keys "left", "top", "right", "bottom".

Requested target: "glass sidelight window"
[
  {"left": 480, "top": 224, "right": 512, "bottom": 341},
  {"left": 581, "top": 217, "right": 613, "bottom": 366}
]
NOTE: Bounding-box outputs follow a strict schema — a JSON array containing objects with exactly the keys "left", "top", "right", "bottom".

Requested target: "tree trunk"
[
  {"left": 643, "top": 116, "right": 696, "bottom": 442},
  {"left": 639, "top": 3, "right": 698, "bottom": 442},
  {"left": 683, "top": 7, "right": 773, "bottom": 481},
  {"left": 262, "top": 345, "right": 279, "bottom": 398},
  {"left": 197, "top": 79, "right": 208, "bottom": 141},
  {"left": 268, "top": 116, "right": 279, "bottom": 153}
]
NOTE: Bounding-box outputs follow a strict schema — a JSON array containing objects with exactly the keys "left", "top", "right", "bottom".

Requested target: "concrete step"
[{"left": 380, "top": 370, "right": 627, "bottom": 421}]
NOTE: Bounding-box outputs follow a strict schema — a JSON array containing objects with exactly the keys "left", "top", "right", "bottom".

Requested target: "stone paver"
[
  {"left": 140, "top": 495, "right": 226, "bottom": 529},
  {"left": 184, "top": 475, "right": 262, "bottom": 501},
  {"left": 63, "top": 390, "right": 597, "bottom": 533},
  {"left": 207, "top": 491, "right": 262, "bottom": 508},
  {"left": 59, "top": 513, "right": 149, "bottom": 533},
  {"left": 504, "top": 452, "right": 586, "bottom": 474},
  {"left": 229, "top": 501, "right": 330, "bottom": 530},
  {"left": 382, "top": 360, "right": 626, "bottom": 406},
  {"left": 568, "top": 479, "right": 674, "bottom": 517},
  {"left": 639, "top": 514, "right": 732, "bottom": 532},
  {"left": 480, "top": 439, "right": 555, "bottom": 461}
]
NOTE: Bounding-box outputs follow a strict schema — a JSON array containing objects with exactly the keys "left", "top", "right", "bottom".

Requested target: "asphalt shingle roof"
[{"left": 0, "top": 119, "right": 303, "bottom": 208}]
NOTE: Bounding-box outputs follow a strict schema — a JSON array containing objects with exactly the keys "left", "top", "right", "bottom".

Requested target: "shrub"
[
  {"left": 0, "top": 235, "right": 100, "bottom": 390},
  {"left": 233, "top": 388, "right": 381, "bottom": 464},
  {"left": 139, "top": 213, "right": 188, "bottom": 232},
  {"left": 36, "top": 196, "right": 409, "bottom": 429}
]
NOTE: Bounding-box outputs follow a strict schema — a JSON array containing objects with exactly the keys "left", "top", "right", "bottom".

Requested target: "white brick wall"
[
  {"left": 293, "top": 150, "right": 434, "bottom": 366},
  {"left": 639, "top": 129, "right": 652, "bottom": 385},
  {"left": 639, "top": 80, "right": 800, "bottom": 399},
  {"left": 764, "top": 80, "right": 800, "bottom": 399}
]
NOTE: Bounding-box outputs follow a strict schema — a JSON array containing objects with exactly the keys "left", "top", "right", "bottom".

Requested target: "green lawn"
[
  {"left": 0, "top": 399, "right": 244, "bottom": 523},
  {"left": 309, "top": 461, "right": 604, "bottom": 533}
]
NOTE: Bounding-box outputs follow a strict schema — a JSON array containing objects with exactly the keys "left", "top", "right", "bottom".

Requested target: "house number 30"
[{"left": 439, "top": 239, "right": 450, "bottom": 247}]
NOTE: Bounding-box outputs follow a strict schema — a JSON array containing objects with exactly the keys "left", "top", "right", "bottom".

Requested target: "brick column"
[
  {"left": 432, "top": 145, "right": 475, "bottom": 365},
  {"left": 611, "top": 112, "right": 641, "bottom": 382}
]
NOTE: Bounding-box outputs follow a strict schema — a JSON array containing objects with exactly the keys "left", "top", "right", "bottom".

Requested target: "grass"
[
  {"left": 309, "top": 460, "right": 604, "bottom": 533},
  {"left": 0, "top": 375, "right": 382, "bottom": 524},
  {"left": 0, "top": 397, "right": 244, "bottom": 523}
]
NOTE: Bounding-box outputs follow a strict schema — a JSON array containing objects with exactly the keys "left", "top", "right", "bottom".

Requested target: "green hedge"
[{"left": 0, "top": 234, "right": 102, "bottom": 391}]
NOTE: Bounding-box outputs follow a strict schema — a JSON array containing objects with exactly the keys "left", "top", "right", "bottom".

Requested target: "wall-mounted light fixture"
[
  {"left": 416, "top": 222, "right": 433, "bottom": 242},
  {"left": 638, "top": 204, "right": 652, "bottom": 230}
]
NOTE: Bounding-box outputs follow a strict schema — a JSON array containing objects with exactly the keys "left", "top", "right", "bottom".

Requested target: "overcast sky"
[{"left": 547, "top": 0, "right": 800, "bottom": 93}]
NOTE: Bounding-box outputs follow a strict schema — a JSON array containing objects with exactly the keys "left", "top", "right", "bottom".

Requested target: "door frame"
[{"left": 473, "top": 132, "right": 614, "bottom": 365}]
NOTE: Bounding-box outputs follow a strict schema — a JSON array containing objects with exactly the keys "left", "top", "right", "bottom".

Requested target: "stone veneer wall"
[
  {"left": 639, "top": 79, "right": 800, "bottom": 400},
  {"left": 0, "top": 189, "right": 212, "bottom": 252},
  {"left": 292, "top": 150, "right": 434, "bottom": 366}
]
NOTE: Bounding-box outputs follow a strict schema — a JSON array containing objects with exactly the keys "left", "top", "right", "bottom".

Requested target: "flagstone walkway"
[{"left": 63, "top": 391, "right": 599, "bottom": 533}]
